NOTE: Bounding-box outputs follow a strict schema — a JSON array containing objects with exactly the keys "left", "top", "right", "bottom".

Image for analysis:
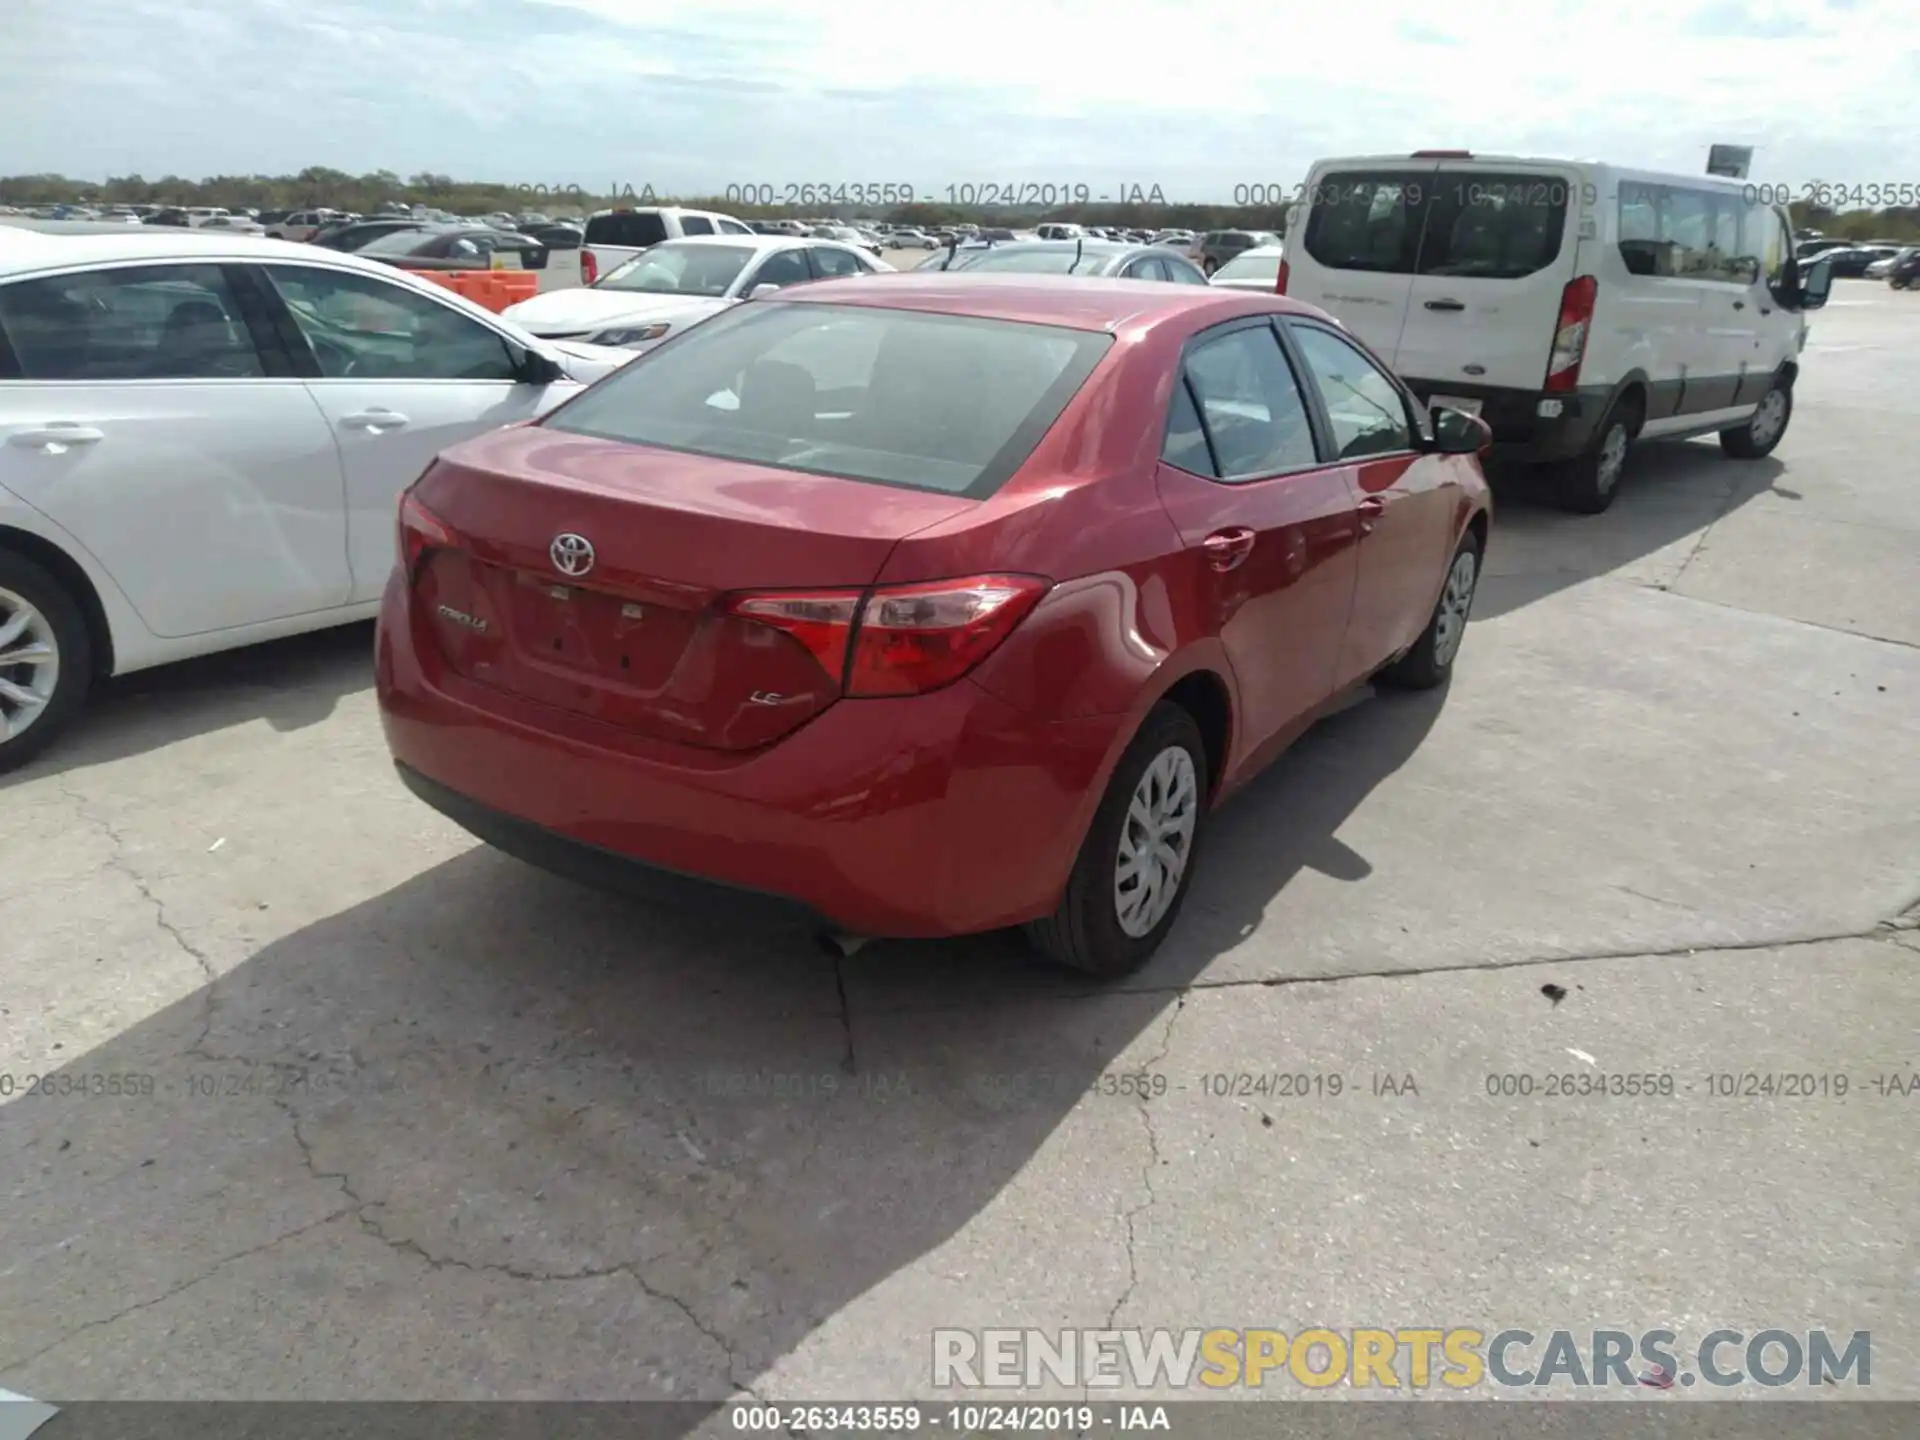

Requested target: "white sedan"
[
  {"left": 501, "top": 235, "right": 890, "bottom": 351},
  {"left": 0, "top": 228, "right": 636, "bottom": 770}
]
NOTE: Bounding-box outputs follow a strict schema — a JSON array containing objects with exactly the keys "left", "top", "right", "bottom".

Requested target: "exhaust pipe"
[{"left": 816, "top": 930, "right": 871, "bottom": 960}]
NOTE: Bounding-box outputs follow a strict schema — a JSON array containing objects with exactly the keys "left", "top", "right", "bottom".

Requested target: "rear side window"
[
  {"left": 1416, "top": 173, "right": 1568, "bottom": 278},
  {"left": 0, "top": 264, "right": 263, "bottom": 380},
  {"left": 584, "top": 211, "right": 668, "bottom": 249},
  {"left": 680, "top": 216, "right": 715, "bottom": 236},
  {"left": 1178, "top": 325, "right": 1318, "bottom": 480},
  {"left": 1300, "top": 171, "right": 1424, "bottom": 273},
  {"left": 545, "top": 302, "right": 1112, "bottom": 498}
]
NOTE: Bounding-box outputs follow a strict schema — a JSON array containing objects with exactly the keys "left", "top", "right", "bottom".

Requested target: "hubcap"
[
  {"left": 1114, "top": 745, "right": 1200, "bottom": 938},
  {"left": 1596, "top": 421, "right": 1629, "bottom": 495},
  {"left": 1750, "top": 388, "right": 1787, "bottom": 446},
  {"left": 1433, "top": 548, "right": 1479, "bottom": 667},
  {"left": 0, "top": 586, "right": 61, "bottom": 742}
]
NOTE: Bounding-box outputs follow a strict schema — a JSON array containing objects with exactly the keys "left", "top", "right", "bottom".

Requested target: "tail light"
[
  {"left": 1274, "top": 258, "right": 1290, "bottom": 295},
  {"left": 1544, "top": 275, "right": 1597, "bottom": 392},
  {"left": 397, "top": 488, "right": 452, "bottom": 580},
  {"left": 580, "top": 248, "right": 599, "bottom": 285},
  {"left": 721, "top": 574, "right": 1050, "bottom": 697}
]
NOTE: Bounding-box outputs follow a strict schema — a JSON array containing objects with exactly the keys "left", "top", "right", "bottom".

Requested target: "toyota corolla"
[{"left": 376, "top": 273, "right": 1492, "bottom": 975}]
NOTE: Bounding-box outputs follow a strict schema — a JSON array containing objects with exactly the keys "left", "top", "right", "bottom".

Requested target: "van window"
[
  {"left": 1300, "top": 172, "right": 1423, "bottom": 273},
  {"left": 1618, "top": 183, "right": 1760, "bottom": 283},
  {"left": 1416, "top": 174, "right": 1568, "bottom": 279},
  {"left": 584, "top": 211, "right": 669, "bottom": 249}
]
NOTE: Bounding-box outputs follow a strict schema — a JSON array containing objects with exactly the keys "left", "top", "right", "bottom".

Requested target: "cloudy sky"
[{"left": 5, "top": 0, "right": 1915, "bottom": 197}]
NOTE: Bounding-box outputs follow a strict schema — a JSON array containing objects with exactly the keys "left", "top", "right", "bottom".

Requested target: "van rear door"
[
  {"left": 1285, "top": 161, "right": 1440, "bottom": 363},
  {"left": 1394, "top": 160, "right": 1581, "bottom": 394}
]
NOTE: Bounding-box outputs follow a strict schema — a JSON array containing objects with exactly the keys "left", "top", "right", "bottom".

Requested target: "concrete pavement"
[{"left": 2, "top": 282, "right": 1916, "bottom": 1421}]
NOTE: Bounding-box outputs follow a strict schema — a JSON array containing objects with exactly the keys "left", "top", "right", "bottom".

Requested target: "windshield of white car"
[{"left": 595, "top": 243, "right": 756, "bottom": 297}]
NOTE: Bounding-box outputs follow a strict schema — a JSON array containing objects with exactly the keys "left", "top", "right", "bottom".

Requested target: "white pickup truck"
[{"left": 579, "top": 205, "right": 754, "bottom": 284}]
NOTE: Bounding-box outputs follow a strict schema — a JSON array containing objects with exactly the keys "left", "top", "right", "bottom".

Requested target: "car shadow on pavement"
[
  {"left": 2, "top": 672, "right": 1441, "bottom": 1415},
  {"left": 1474, "top": 439, "right": 1784, "bottom": 621},
  {"left": 0, "top": 622, "right": 375, "bottom": 790}
]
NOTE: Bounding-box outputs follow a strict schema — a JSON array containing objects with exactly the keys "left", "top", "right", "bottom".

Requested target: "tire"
[
  {"left": 1378, "top": 531, "right": 1484, "bottom": 690},
  {"left": 0, "top": 550, "right": 94, "bottom": 775},
  {"left": 1719, "top": 378, "right": 1792, "bottom": 459},
  {"left": 1556, "top": 399, "right": 1639, "bottom": 514},
  {"left": 1025, "top": 701, "right": 1209, "bottom": 977}
]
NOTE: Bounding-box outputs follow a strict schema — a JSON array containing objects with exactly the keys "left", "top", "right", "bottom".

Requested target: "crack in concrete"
[
  {"left": 0, "top": 1208, "right": 353, "bottom": 1376},
  {"left": 832, "top": 956, "right": 858, "bottom": 1076},
  {"left": 56, "top": 779, "right": 224, "bottom": 1057},
  {"left": 1102, "top": 995, "right": 1186, "bottom": 1344},
  {"left": 841, "top": 915, "right": 1920, "bottom": 1017},
  {"left": 271, "top": 1095, "right": 763, "bottom": 1397}
]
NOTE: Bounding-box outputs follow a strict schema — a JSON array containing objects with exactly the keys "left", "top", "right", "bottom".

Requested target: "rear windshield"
[
  {"left": 1302, "top": 169, "right": 1568, "bottom": 278},
  {"left": 1213, "top": 250, "right": 1283, "bottom": 283},
  {"left": 957, "top": 247, "right": 1107, "bottom": 274},
  {"left": 544, "top": 301, "right": 1113, "bottom": 498},
  {"left": 584, "top": 211, "right": 669, "bottom": 249}
]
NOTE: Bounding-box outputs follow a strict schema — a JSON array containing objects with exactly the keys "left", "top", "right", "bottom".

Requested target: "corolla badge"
[{"left": 550, "top": 533, "right": 595, "bottom": 577}]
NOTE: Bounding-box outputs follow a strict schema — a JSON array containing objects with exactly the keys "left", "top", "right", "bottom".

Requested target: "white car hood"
[{"left": 502, "top": 287, "right": 732, "bottom": 337}]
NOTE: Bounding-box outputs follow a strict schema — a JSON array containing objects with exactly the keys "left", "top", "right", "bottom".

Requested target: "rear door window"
[
  {"left": 1178, "top": 324, "right": 1319, "bottom": 480},
  {"left": 1415, "top": 173, "right": 1568, "bottom": 278},
  {"left": 1301, "top": 172, "right": 1426, "bottom": 273},
  {"left": 583, "top": 211, "right": 668, "bottom": 249},
  {"left": 0, "top": 263, "right": 265, "bottom": 380},
  {"left": 679, "top": 216, "right": 715, "bottom": 236}
]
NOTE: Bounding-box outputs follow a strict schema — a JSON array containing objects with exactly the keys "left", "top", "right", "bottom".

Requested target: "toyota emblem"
[{"left": 550, "top": 533, "right": 595, "bottom": 577}]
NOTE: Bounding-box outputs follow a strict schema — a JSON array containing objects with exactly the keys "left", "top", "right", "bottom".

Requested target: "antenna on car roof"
[
  {"left": 945, "top": 234, "right": 958, "bottom": 270},
  {"left": 1073, "top": 235, "right": 1084, "bottom": 271}
]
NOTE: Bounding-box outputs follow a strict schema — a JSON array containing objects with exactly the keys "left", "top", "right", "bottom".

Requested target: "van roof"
[{"left": 1305, "top": 153, "right": 1759, "bottom": 192}]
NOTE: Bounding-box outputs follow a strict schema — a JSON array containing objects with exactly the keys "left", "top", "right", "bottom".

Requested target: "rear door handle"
[
  {"left": 1423, "top": 299, "right": 1466, "bottom": 312},
  {"left": 338, "top": 410, "right": 410, "bottom": 431},
  {"left": 7, "top": 425, "right": 105, "bottom": 450},
  {"left": 1202, "top": 527, "right": 1256, "bottom": 572},
  {"left": 1357, "top": 495, "right": 1386, "bottom": 534}
]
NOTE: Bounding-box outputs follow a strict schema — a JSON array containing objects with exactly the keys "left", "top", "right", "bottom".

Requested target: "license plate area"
[
  {"left": 504, "top": 572, "right": 689, "bottom": 685},
  {"left": 1428, "top": 394, "right": 1484, "bottom": 418}
]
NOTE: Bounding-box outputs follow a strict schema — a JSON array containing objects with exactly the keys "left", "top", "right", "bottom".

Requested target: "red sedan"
[{"left": 376, "top": 273, "right": 1491, "bottom": 975}]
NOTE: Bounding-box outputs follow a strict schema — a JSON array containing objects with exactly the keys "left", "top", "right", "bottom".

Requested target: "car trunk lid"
[{"left": 406, "top": 425, "right": 974, "bottom": 750}]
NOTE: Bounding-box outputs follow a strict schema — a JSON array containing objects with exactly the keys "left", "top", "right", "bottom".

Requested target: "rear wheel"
[
  {"left": 1720, "top": 379, "right": 1792, "bottom": 459},
  {"left": 1025, "top": 702, "right": 1208, "bottom": 977},
  {"left": 1556, "top": 399, "right": 1639, "bottom": 514},
  {"left": 0, "top": 551, "right": 93, "bottom": 775}
]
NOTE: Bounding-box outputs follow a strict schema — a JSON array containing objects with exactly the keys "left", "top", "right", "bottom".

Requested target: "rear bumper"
[
  {"left": 375, "top": 572, "right": 1125, "bottom": 939},
  {"left": 1405, "top": 379, "right": 1612, "bottom": 464}
]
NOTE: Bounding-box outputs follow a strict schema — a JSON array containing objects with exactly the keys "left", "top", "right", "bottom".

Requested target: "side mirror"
[
  {"left": 748, "top": 283, "right": 782, "bottom": 300},
  {"left": 515, "top": 348, "right": 567, "bottom": 385},
  {"left": 1796, "top": 258, "right": 1833, "bottom": 311},
  {"left": 1429, "top": 405, "right": 1492, "bottom": 455}
]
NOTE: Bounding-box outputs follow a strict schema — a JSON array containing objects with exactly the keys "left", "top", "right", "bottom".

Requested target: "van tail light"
[
  {"left": 1545, "top": 275, "right": 1598, "bottom": 393},
  {"left": 580, "top": 248, "right": 599, "bottom": 285},
  {"left": 721, "top": 574, "right": 1051, "bottom": 697},
  {"left": 1274, "top": 258, "right": 1290, "bottom": 295},
  {"left": 397, "top": 487, "right": 453, "bottom": 580}
]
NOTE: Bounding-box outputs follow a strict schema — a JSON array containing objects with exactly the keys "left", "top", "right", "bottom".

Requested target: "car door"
[
  {"left": 0, "top": 260, "right": 351, "bottom": 638},
  {"left": 1284, "top": 165, "right": 1439, "bottom": 363},
  {"left": 1152, "top": 320, "right": 1363, "bottom": 755},
  {"left": 1285, "top": 320, "right": 1450, "bottom": 686},
  {"left": 247, "top": 261, "right": 585, "bottom": 603}
]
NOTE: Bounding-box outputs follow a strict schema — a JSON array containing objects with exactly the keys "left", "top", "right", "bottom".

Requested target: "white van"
[{"left": 1279, "top": 152, "right": 1834, "bottom": 511}]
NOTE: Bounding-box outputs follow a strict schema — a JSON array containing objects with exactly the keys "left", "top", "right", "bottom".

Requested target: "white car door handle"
[
  {"left": 339, "top": 410, "right": 410, "bottom": 431},
  {"left": 8, "top": 425, "right": 105, "bottom": 449}
]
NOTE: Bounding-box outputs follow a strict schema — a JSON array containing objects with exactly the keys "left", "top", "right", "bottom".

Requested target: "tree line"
[{"left": 3, "top": 167, "right": 1915, "bottom": 241}]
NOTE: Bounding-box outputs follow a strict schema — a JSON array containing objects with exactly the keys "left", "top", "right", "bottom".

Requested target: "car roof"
[
  {"left": 772, "top": 270, "right": 1317, "bottom": 333},
  {"left": 0, "top": 227, "right": 526, "bottom": 282},
  {"left": 649, "top": 234, "right": 846, "bottom": 254}
]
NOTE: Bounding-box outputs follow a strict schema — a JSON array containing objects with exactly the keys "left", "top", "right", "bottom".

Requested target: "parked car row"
[{"left": 0, "top": 150, "right": 1842, "bottom": 979}]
